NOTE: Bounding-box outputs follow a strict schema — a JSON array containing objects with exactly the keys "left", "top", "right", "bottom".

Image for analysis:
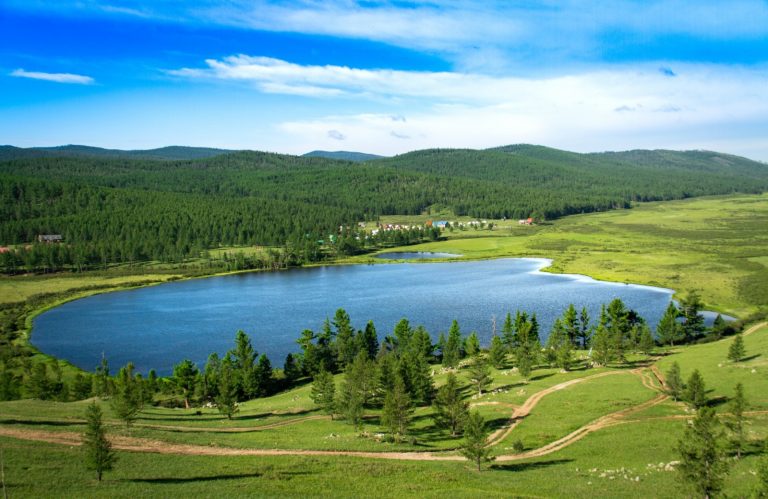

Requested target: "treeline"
[
  {"left": 0, "top": 296, "right": 741, "bottom": 434},
  {"left": 3, "top": 146, "right": 767, "bottom": 273}
]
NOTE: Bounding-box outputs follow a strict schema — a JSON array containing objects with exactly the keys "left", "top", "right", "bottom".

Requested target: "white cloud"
[
  {"left": 10, "top": 68, "right": 94, "bottom": 85},
  {"left": 9, "top": 1, "right": 768, "bottom": 71},
  {"left": 260, "top": 59, "right": 768, "bottom": 159}
]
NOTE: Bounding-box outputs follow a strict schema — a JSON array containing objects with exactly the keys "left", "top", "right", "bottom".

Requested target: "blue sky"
[{"left": 2, "top": 1, "right": 768, "bottom": 160}]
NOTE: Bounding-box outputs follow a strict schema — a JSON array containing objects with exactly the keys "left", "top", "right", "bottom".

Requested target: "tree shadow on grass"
[
  {"left": 235, "top": 408, "right": 316, "bottom": 421},
  {"left": 0, "top": 418, "right": 81, "bottom": 427},
  {"left": 739, "top": 353, "right": 761, "bottom": 362},
  {"left": 125, "top": 470, "right": 312, "bottom": 484},
  {"left": 490, "top": 458, "right": 573, "bottom": 472},
  {"left": 704, "top": 395, "right": 729, "bottom": 409},
  {"left": 529, "top": 372, "right": 554, "bottom": 382}
]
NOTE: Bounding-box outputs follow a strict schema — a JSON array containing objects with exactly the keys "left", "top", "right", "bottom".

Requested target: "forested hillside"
[
  {"left": 0, "top": 145, "right": 232, "bottom": 161},
  {"left": 303, "top": 150, "right": 384, "bottom": 162},
  {"left": 1, "top": 145, "right": 766, "bottom": 272}
]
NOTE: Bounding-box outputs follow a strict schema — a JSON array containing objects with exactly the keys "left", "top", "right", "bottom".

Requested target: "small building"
[
  {"left": 38, "top": 234, "right": 63, "bottom": 243},
  {"left": 518, "top": 218, "right": 534, "bottom": 226},
  {"left": 434, "top": 221, "right": 448, "bottom": 228}
]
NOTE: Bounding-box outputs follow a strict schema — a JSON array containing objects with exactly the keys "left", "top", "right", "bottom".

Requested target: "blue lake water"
[{"left": 33, "top": 258, "right": 678, "bottom": 376}]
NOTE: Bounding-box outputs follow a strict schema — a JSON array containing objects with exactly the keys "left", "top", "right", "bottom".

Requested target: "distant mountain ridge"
[
  {"left": 302, "top": 150, "right": 385, "bottom": 162},
  {"left": 0, "top": 144, "right": 233, "bottom": 161}
]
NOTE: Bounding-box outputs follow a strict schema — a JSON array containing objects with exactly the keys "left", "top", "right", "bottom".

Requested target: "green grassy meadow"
[
  {"left": 364, "top": 193, "right": 768, "bottom": 317},
  {"left": 1, "top": 193, "right": 768, "bottom": 497},
  {"left": 1, "top": 325, "right": 767, "bottom": 497}
]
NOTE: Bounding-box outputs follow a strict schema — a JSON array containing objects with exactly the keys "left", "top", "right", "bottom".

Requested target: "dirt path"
[
  {"left": 486, "top": 370, "right": 623, "bottom": 445},
  {"left": 743, "top": 321, "right": 767, "bottom": 337},
  {"left": 133, "top": 414, "right": 329, "bottom": 433},
  {"left": 5, "top": 327, "right": 765, "bottom": 464},
  {"left": 0, "top": 414, "right": 330, "bottom": 434}
]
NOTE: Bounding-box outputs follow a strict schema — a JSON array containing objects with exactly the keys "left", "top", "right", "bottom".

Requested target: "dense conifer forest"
[{"left": 1, "top": 145, "right": 766, "bottom": 272}]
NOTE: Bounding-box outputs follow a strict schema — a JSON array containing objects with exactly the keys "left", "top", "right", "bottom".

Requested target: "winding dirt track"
[
  {"left": 1, "top": 323, "right": 764, "bottom": 463},
  {"left": 0, "top": 370, "right": 653, "bottom": 462},
  {"left": 743, "top": 321, "right": 767, "bottom": 337}
]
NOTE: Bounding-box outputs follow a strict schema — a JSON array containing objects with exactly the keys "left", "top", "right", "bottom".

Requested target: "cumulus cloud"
[
  {"left": 268, "top": 60, "right": 768, "bottom": 159},
  {"left": 10, "top": 1, "right": 768, "bottom": 71},
  {"left": 10, "top": 68, "right": 94, "bottom": 84}
]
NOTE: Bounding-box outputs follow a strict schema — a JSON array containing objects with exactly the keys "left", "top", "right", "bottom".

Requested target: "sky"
[{"left": 1, "top": 1, "right": 768, "bottom": 160}]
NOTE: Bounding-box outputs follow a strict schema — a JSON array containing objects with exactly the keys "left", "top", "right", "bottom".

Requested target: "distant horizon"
[
  {"left": 2, "top": 2, "right": 768, "bottom": 161},
  {"left": 3, "top": 142, "right": 767, "bottom": 164}
]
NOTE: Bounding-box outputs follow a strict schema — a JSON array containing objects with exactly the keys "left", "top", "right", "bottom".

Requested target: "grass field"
[
  {"left": 1, "top": 325, "right": 767, "bottom": 497},
  {"left": 1, "top": 194, "right": 768, "bottom": 497},
  {"left": 359, "top": 193, "right": 768, "bottom": 317}
]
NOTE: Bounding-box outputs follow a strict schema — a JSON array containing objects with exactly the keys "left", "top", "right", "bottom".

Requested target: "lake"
[{"left": 33, "top": 258, "right": 677, "bottom": 375}]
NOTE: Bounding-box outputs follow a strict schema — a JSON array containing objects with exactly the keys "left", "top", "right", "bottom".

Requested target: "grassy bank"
[
  {"left": 360, "top": 193, "right": 768, "bottom": 317},
  {"left": 1, "top": 325, "right": 766, "bottom": 498}
]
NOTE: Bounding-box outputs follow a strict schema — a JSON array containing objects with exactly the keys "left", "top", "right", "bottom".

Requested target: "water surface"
[{"left": 33, "top": 258, "right": 676, "bottom": 375}]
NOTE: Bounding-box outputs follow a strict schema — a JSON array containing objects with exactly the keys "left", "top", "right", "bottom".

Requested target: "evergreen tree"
[
  {"left": 71, "top": 372, "right": 93, "bottom": 401},
  {"left": 637, "top": 324, "right": 656, "bottom": 355},
  {"left": 398, "top": 350, "right": 434, "bottom": 405},
  {"left": 545, "top": 318, "right": 566, "bottom": 366},
  {"left": 562, "top": 304, "right": 579, "bottom": 346},
  {"left": 515, "top": 322, "right": 535, "bottom": 380},
  {"left": 410, "top": 326, "right": 434, "bottom": 361},
  {"left": 727, "top": 334, "right": 746, "bottom": 363},
  {"left": 555, "top": 337, "right": 574, "bottom": 372},
  {"left": 202, "top": 352, "right": 221, "bottom": 402},
  {"left": 26, "top": 362, "right": 51, "bottom": 400},
  {"left": 216, "top": 358, "right": 239, "bottom": 420},
  {"left": 346, "top": 351, "right": 377, "bottom": 405},
  {"left": 360, "top": 320, "right": 379, "bottom": 360},
  {"left": 435, "top": 331, "right": 447, "bottom": 362},
  {"left": 501, "top": 312, "right": 516, "bottom": 350},
  {"left": 283, "top": 353, "right": 300, "bottom": 383},
  {"left": 724, "top": 383, "right": 747, "bottom": 459},
  {"left": 460, "top": 411, "right": 495, "bottom": 471},
  {"left": 677, "top": 407, "right": 729, "bottom": 498},
  {"left": 393, "top": 318, "right": 413, "bottom": 354},
  {"left": 530, "top": 314, "right": 541, "bottom": 350},
  {"left": 310, "top": 368, "right": 336, "bottom": 419},
  {"left": 173, "top": 359, "right": 199, "bottom": 409},
  {"left": 711, "top": 314, "right": 726, "bottom": 337},
  {"left": 381, "top": 375, "right": 413, "bottom": 442},
  {"left": 92, "top": 355, "right": 110, "bottom": 397},
  {"left": 0, "top": 364, "right": 21, "bottom": 401},
  {"left": 432, "top": 373, "right": 469, "bottom": 436},
  {"left": 488, "top": 335, "right": 506, "bottom": 369},
  {"left": 578, "top": 306, "right": 591, "bottom": 348},
  {"left": 606, "top": 298, "right": 630, "bottom": 362},
  {"left": 665, "top": 361, "right": 684, "bottom": 402},
  {"left": 336, "top": 374, "right": 365, "bottom": 429},
  {"left": 656, "top": 301, "right": 682, "bottom": 346},
  {"left": 591, "top": 322, "right": 613, "bottom": 366},
  {"left": 684, "top": 369, "right": 707, "bottom": 410},
  {"left": 465, "top": 331, "right": 481, "bottom": 357},
  {"left": 110, "top": 363, "right": 143, "bottom": 427},
  {"left": 254, "top": 354, "right": 274, "bottom": 397},
  {"left": 334, "top": 308, "right": 357, "bottom": 367},
  {"left": 443, "top": 320, "right": 463, "bottom": 368},
  {"left": 230, "top": 330, "right": 257, "bottom": 399},
  {"left": 466, "top": 357, "right": 492, "bottom": 396},
  {"left": 83, "top": 401, "right": 116, "bottom": 482},
  {"left": 680, "top": 291, "right": 706, "bottom": 342}
]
